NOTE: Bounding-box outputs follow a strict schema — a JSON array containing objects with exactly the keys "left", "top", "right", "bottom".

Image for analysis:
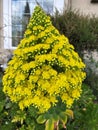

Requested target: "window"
[
  {"left": 3, "top": 0, "right": 64, "bottom": 49},
  {"left": 91, "top": 0, "right": 98, "bottom": 3},
  {"left": 12, "top": 0, "right": 54, "bottom": 47}
]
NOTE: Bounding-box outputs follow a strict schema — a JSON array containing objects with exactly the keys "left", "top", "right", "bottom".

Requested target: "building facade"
[{"left": 71, "top": 0, "right": 98, "bottom": 17}]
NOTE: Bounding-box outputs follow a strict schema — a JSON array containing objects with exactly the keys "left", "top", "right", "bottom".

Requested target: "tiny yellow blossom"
[{"left": 3, "top": 6, "right": 86, "bottom": 114}]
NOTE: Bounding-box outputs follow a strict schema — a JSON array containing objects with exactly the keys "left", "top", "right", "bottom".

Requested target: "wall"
[
  {"left": 71, "top": 0, "right": 98, "bottom": 17},
  {"left": 0, "top": 0, "right": 3, "bottom": 49}
]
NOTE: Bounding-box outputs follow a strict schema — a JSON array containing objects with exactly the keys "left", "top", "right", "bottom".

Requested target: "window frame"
[
  {"left": 3, "top": 0, "right": 13, "bottom": 49},
  {"left": 91, "top": 0, "right": 98, "bottom": 3}
]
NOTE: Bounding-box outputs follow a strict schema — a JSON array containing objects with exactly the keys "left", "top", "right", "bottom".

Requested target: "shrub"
[
  {"left": 2, "top": 6, "right": 86, "bottom": 129},
  {"left": 51, "top": 10, "right": 98, "bottom": 53},
  {"left": 67, "top": 84, "right": 98, "bottom": 130}
]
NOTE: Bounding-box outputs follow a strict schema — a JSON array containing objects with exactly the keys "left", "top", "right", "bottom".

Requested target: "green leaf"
[
  {"left": 0, "top": 101, "right": 5, "bottom": 112},
  {"left": 37, "top": 115, "right": 46, "bottom": 124},
  {"left": 53, "top": 113, "right": 59, "bottom": 122},
  {"left": 59, "top": 112, "right": 67, "bottom": 124},
  {"left": 65, "top": 109, "right": 74, "bottom": 119},
  {"left": 45, "top": 118, "right": 54, "bottom": 130}
]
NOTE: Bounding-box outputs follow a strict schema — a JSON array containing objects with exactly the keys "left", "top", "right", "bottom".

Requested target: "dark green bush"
[
  {"left": 66, "top": 84, "right": 98, "bottom": 130},
  {"left": 51, "top": 10, "right": 98, "bottom": 53},
  {"left": 67, "top": 103, "right": 98, "bottom": 130}
]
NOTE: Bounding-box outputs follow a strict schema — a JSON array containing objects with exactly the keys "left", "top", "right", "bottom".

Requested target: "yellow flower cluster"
[{"left": 3, "top": 6, "right": 86, "bottom": 113}]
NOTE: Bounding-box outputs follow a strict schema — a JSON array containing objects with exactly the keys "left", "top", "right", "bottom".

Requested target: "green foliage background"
[{"left": 51, "top": 9, "right": 98, "bottom": 53}]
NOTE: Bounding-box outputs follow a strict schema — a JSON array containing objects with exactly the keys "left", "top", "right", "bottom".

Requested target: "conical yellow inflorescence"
[{"left": 3, "top": 6, "right": 86, "bottom": 113}]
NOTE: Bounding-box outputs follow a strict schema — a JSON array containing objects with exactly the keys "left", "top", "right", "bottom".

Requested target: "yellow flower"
[
  {"left": 66, "top": 98, "right": 74, "bottom": 108},
  {"left": 72, "top": 89, "right": 81, "bottom": 98},
  {"left": 41, "top": 80, "right": 50, "bottom": 90},
  {"left": 25, "top": 29, "right": 32, "bottom": 35},
  {"left": 49, "top": 69, "right": 57, "bottom": 77},
  {"left": 15, "top": 74, "right": 26, "bottom": 84},
  {"left": 42, "top": 71, "right": 50, "bottom": 79},
  {"left": 61, "top": 93, "right": 74, "bottom": 108},
  {"left": 35, "top": 69, "right": 41, "bottom": 75},
  {"left": 3, "top": 5, "right": 86, "bottom": 114},
  {"left": 19, "top": 101, "right": 24, "bottom": 110},
  {"left": 29, "top": 75, "right": 39, "bottom": 83}
]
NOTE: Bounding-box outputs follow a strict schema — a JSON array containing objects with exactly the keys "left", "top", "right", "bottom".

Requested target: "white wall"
[
  {"left": 71, "top": 0, "right": 98, "bottom": 17},
  {"left": 0, "top": 0, "right": 3, "bottom": 49}
]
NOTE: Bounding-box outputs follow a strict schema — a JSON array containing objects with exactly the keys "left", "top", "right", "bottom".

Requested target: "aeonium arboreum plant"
[{"left": 3, "top": 6, "right": 86, "bottom": 130}]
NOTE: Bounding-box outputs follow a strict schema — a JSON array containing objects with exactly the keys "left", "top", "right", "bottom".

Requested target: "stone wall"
[
  {"left": 0, "top": 49, "right": 13, "bottom": 69},
  {"left": 83, "top": 50, "right": 98, "bottom": 75}
]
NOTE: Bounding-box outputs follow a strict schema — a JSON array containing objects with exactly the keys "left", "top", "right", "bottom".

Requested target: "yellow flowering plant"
[{"left": 3, "top": 6, "right": 86, "bottom": 130}]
